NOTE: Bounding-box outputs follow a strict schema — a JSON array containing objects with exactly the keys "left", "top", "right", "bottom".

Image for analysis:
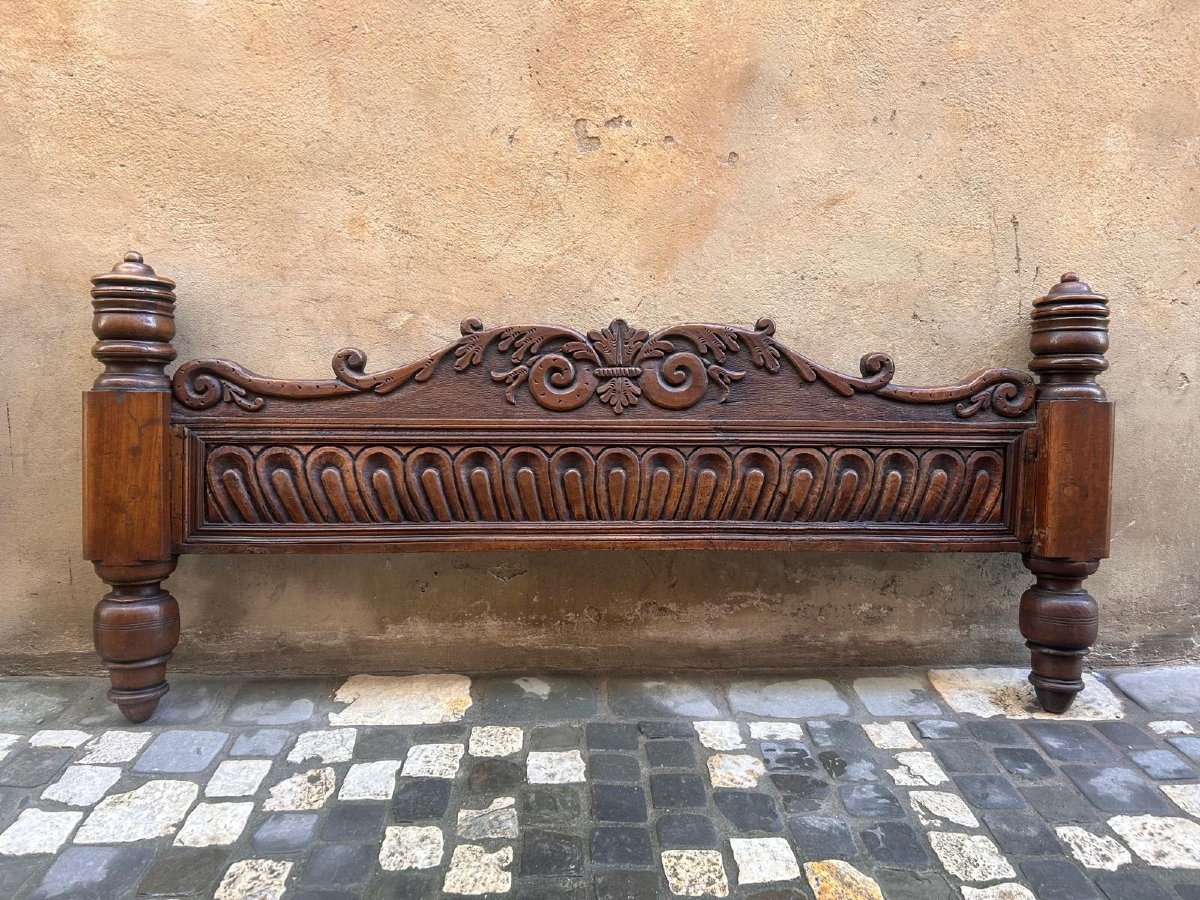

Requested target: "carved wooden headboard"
[{"left": 83, "top": 253, "right": 1114, "bottom": 722}]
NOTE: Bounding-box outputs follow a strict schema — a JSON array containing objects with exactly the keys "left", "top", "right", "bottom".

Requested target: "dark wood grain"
[
  {"left": 1021, "top": 273, "right": 1113, "bottom": 712},
  {"left": 83, "top": 254, "right": 1115, "bottom": 719},
  {"left": 83, "top": 252, "right": 180, "bottom": 723}
]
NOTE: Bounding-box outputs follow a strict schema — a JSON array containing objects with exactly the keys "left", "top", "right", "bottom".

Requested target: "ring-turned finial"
[
  {"left": 90, "top": 250, "right": 178, "bottom": 390},
  {"left": 103, "top": 249, "right": 169, "bottom": 282},
  {"left": 1044, "top": 271, "right": 1097, "bottom": 300},
  {"left": 1029, "top": 270, "right": 1109, "bottom": 399}
]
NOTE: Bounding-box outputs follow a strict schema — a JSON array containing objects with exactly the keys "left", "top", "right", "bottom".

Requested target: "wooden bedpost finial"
[
  {"left": 1021, "top": 271, "right": 1114, "bottom": 714},
  {"left": 85, "top": 250, "right": 180, "bottom": 723},
  {"left": 1029, "top": 271, "right": 1110, "bottom": 400},
  {"left": 90, "top": 250, "right": 178, "bottom": 391}
]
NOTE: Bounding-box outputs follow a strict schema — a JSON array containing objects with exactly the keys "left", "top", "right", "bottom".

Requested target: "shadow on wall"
[{"left": 155, "top": 549, "right": 1037, "bottom": 674}]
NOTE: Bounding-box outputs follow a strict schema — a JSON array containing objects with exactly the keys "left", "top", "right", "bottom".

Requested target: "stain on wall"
[{"left": 1, "top": 0, "right": 1197, "bottom": 674}]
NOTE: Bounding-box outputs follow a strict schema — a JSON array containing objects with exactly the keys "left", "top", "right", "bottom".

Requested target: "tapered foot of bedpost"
[
  {"left": 93, "top": 563, "right": 180, "bottom": 723},
  {"left": 1019, "top": 556, "right": 1099, "bottom": 714}
]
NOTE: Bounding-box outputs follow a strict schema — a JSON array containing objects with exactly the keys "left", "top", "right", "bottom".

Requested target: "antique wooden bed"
[{"left": 83, "top": 252, "right": 1113, "bottom": 722}]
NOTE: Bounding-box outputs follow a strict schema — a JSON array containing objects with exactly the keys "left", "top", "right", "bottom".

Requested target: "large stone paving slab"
[
  {"left": 1111, "top": 666, "right": 1200, "bottom": 714},
  {"left": 853, "top": 675, "right": 944, "bottom": 716},
  {"left": 0, "top": 666, "right": 1196, "bottom": 899},
  {"left": 0, "top": 681, "right": 89, "bottom": 728},
  {"left": 330, "top": 674, "right": 473, "bottom": 725},
  {"left": 480, "top": 675, "right": 598, "bottom": 720},
  {"left": 75, "top": 677, "right": 227, "bottom": 727},
  {"left": 929, "top": 668, "right": 1124, "bottom": 720},
  {"left": 226, "top": 679, "right": 332, "bottom": 725},
  {"left": 726, "top": 678, "right": 850, "bottom": 717},
  {"left": 606, "top": 677, "right": 724, "bottom": 718}
]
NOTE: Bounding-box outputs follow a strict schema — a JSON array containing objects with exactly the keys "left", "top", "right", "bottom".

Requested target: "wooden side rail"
[{"left": 83, "top": 252, "right": 1113, "bottom": 722}]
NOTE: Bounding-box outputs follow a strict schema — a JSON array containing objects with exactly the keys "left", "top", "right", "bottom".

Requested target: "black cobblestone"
[
  {"left": 649, "top": 773, "right": 706, "bottom": 809},
  {"left": 592, "top": 783, "right": 648, "bottom": 822},
  {"left": 645, "top": 740, "right": 695, "bottom": 767},
  {"left": 713, "top": 789, "right": 784, "bottom": 832},
  {"left": 656, "top": 813, "right": 719, "bottom": 848}
]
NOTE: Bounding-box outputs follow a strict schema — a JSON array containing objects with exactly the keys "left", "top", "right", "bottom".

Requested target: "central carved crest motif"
[{"left": 485, "top": 318, "right": 757, "bottom": 414}]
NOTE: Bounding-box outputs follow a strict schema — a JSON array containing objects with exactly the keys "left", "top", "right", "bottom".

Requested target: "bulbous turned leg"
[
  {"left": 1019, "top": 556, "right": 1100, "bottom": 714},
  {"left": 93, "top": 562, "right": 180, "bottom": 723}
]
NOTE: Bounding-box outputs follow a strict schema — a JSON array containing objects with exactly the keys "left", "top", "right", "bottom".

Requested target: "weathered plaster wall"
[{"left": 1, "top": 1, "right": 1197, "bottom": 675}]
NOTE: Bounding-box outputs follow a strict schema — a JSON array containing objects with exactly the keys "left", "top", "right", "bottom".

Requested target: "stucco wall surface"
[{"left": 1, "top": 1, "right": 1197, "bottom": 675}]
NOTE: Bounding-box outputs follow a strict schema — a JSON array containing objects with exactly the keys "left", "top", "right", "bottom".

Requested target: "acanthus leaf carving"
[{"left": 173, "top": 317, "right": 1035, "bottom": 418}]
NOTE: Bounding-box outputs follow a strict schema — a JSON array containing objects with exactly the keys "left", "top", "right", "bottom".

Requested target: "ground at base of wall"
[{"left": 1, "top": 666, "right": 1199, "bottom": 899}]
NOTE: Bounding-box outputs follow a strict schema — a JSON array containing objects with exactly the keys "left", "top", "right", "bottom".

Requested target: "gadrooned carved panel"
[{"left": 200, "top": 442, "right": 1007, "bottom": 528}]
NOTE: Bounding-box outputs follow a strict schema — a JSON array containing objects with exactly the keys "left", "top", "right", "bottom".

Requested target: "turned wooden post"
[
  {"left": 83, "top": 251, "right": 180, "bottom": 722},
  {"left": 1021, "top": 273, "right": 1113, "bottom": 713}
]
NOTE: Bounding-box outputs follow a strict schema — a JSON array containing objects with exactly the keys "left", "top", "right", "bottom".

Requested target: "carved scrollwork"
[
  {"left": 173, "top": 317, "right": 1035, "bottom": 418},
  {"left": 201, "top": 443, "right": 1007, "bottom": 528}
]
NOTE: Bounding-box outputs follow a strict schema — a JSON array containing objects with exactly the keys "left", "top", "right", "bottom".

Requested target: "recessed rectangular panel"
[{"left": 175, "top": 424, "right": 1029, "bottom": 552}]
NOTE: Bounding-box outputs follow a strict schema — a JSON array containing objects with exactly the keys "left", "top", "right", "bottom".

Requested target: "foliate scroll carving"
[
  {"left": 202, "top": 443, "right": 1006, "bottom": 528},
  {"left": 174, "top": 318, "right": 1035, "bottom": 418}
]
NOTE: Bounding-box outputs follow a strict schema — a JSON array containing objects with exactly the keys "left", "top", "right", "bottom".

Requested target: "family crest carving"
[{"left": 174, "top": 317, "right": 1035, "bottom": 418}]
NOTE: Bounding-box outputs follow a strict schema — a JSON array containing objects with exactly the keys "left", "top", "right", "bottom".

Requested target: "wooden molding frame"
[{"left": 83, "top": 253, "right": 1113, "bottom": 721}]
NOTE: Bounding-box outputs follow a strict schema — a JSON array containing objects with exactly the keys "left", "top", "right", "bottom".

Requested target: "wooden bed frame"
[{"left": 83, "top": 252, "right": 1114, "bottom": 722}]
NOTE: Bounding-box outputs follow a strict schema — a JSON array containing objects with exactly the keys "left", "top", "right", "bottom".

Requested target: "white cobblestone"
[
  {"left": 215, "top": 859, "right": 291, "bottom": 900},
  {"left": 730, "top": 837, "right": 800, "bottom": 885},
  {"left": 662, "top": 849, "right": 730, "bottom": 896},
  {"left": 887, "top": 751, "right": 949, "bottom": 786},
  {"left": 0, "top": 734, "right": 19, "bottom": 763},
  {"left": 402, "top": 743, "right": 465, "bottom": 779},
  {"left": 206, "top": 759, "right": 272, "bottom": 798},
  {"left": 174, "top": 801, "right": 253, "bottom": 847},
  {"left": 862, "top": 721, "right": 921, "bottom": 749},
  {"left": 41, "top": 765, "right": 121, "bottom": 807},
  {"left": 0, "top": 809, "right": 82, "bottom": 855},
  {"left": 75, "top": 780, "right": 199, "bottom": 843},
  {"left": 29, "top": 730, "right": 91, "bottom": 749},
  {"left": 961, "top": 886, "right": 1037, "bottom": 900},
  {"left": 748, "top": 722, "right": 804, "bottom": 741},
  {"left": 468, "top": 726, "right": 523, "bottom": 757},
  {"left": 340, "top": 760, "right": 404, "bottom": 800},
  {"left": 928, "top": 831, "right": 1016, "bottom": 882},
  {"left": 79, "top": 730, "right": 151, "bottom": 764},
  {"left": 803, "top": 859, "right": 883, "bottom": 899},
  {"left": 707, "top": 753, "right": 766, "bottom": 788},
  {"left": 443, "top": 844, "right": 513, "bottom": 895},
  {"left": 909, "top": 790, "right": 979, "bottom": 828},
  {"left": 527, "top": 750, "right": 586, "bottom": 784},
  {"left": 263, "top": 767, "right": 337, "bottom": 811},
  {"left": 1163, "top": 784, "right": 1200, "bottom": 819},
  {"left": 287, "top": 728, "right": 356, "bottom": 764},
  {"left": 1055, "top": 826, "right": 1132, "bottom": 871},
  {"left": 1108, "top": 814, "right": 1200, "bottom": 869},
  {"left": 380, "top": 825, "right": 444, "bottom": 870},
  {"left": 694, "top": 721, "right": 745, "bottom": 751}
]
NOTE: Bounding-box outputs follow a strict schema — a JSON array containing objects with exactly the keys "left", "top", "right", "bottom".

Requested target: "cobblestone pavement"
[{"left": 1, "top": 667, "right": 1199, "bottom": 898}]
